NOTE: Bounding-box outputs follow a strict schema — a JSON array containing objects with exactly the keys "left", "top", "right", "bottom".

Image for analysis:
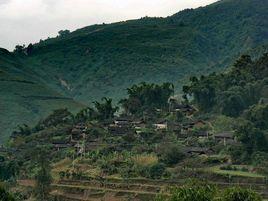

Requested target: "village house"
[
  {"left": 52, "top": 142, "right": 70, "bottom": 151},
  {"left": 114, "top": 117, "right": 131, "bottom": 126},
  {"left": 74, "top": 142, "right": 86, "bottom": 156},
  {"left": 75, "top": 122, "right": 87, "bottom": 130},
  {"left": 170, "top": 103, "right": 197, "bottom": 116},
  {"left": 85, "top": 139, "right": 105, "bottom": 152},
  {"left": 108, "top": 124, "right": 133, "bottom": 135},
  {"left": 214, "top": 132, "right": 235, "bottom": 146},
  {"left": 193, "top": 120, "right": 207, "bottom": 129},
  {"left": 181, "top": 122, "right": 195, "bottom": 134},
  {"left": 168, "top": 122, "right": 182, "bottom": 134},
  {"left": 129, "top": 119, "right": 146, "bottom": 134},
  {"left": 108, "top": 117, "right": 134, "bottom": 136},
  {"left": 153, "top": 120, "right": 168, "bottom": 131},
  {"left": 70, "top": 123, "right": 87, "bottom": 142},
  {"left": 195, "top": 130, "right": 210, "bottom": 138},
  {"left": 181, "top": 119, "right": 208, "bottom": 135},
  {"left": 131, "top": 119, "right": 146, "bottom": 127}
]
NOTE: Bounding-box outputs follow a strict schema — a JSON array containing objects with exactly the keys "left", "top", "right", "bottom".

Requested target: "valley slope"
[{"left": 0, "top": 49, "right": 84, "bottom": 143}]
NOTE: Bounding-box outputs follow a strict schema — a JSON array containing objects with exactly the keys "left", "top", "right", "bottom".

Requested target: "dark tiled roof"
[{"left": 214, "top": 132, "right": 234, "bottom": 139}]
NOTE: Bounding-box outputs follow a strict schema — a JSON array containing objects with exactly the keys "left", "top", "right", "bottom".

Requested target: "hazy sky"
[{"left": 0, "top": 0, "right": 217, "bottom": 50}]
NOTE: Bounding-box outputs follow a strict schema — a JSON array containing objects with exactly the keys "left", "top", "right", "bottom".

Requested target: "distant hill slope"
[
  {"left": 0, "top": 0, "right": 268, "bottom": 142},
  {"left": 20, "top": 0, "right": 268, "bottom": 103},
  {"left": 0, "top": 48, "right": 84, "bottom": 143}
]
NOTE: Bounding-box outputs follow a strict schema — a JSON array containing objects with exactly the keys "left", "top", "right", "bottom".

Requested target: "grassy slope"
[
  {"left": 21, "top": 0, "right": 268, "bottom": 103},
  {"left": 0, "top": 48, "right": 84, "bottom": 143}
]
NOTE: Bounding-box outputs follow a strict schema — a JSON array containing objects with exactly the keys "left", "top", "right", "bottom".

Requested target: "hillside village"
[
  {"left": 0, "top": 0, "right": 268, "bottom": 200},
  {"left": 49, "top": 102, "right": 236, "bottom": 158},
  {"left": 1, "top": 53, "right": 267, "bottom": 200}
]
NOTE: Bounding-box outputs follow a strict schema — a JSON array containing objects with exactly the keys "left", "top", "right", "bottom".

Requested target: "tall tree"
[
  {"left": 34, "top": 149, "right": 52, "bottom": 201},
  {"left": 93, "top": 97, "right": 118, "bottom": 120},
  {"left": 120, "top": 82, "right": 174, "bottom": 115},
  {"left": 235, "top": 120, "right": 268, "bottom": 155}
]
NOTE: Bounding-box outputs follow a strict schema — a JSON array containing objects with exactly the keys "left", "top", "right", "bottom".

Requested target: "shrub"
[
  {"left": 241, "top": 167, "right": 249, "bottom": 172},
  {"left": 65, "top": 171, "right": 70, "bottom": 179},
  {"left": 59, "top": 171, "right": 65, "bottom": 180},
  {"left": 0, "top": 186, "right": 15, "bottom": 201},
  {"left": 155, "top": 181, "right": 262, "bottom": 201},
  {"left": 168, "top": 180, "right": 216, "bottom": 201},
  {"left": 222, "top": 187, "right": 262, "bottom": 201},
  {"left": 159, "top": 144, "right": 185, "bottom": 165},
  {"left": 119, "top": 164, "right": 137, "bottom": 178},
  {"left": 251, "top": 151, "right": 268, "bottom": 167},
  {"left": 101, "top": 163, "right": 118, "bottom": 175},
  {"left": 148, "top": 163, "right": 166, "bottom": 179}
]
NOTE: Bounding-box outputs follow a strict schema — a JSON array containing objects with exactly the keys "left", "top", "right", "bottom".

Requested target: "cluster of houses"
[
  {"left": 51, "top": 102, "right": 237, "bottom": 156},
  {"left": 105, "top": 104, "right": 237, "bottom": 150},
  {"left": 52, "top": 123, "right": 87, "bottom": 154}
]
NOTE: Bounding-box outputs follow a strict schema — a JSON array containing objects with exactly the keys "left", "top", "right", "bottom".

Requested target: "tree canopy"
[{"left": 120, "top": 82, "right": 174, "bottom": 115}]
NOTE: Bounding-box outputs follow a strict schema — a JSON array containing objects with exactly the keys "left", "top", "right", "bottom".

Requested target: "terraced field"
[{"left": 18, "top": 178, "right": 268, "bottom": 201}]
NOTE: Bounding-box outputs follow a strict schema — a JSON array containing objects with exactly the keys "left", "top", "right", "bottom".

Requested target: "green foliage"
[
  {"left": 0, "top": 160, "right": 19, "bottom": 181},
  {"left": 183, "top": 54, "right": 268, "bottom": 115},
  {"left": 34, "top": 149, "right": 52, "bottom": 201},
  {"left": 120, "top": 82, "right": 174, "bottom": 115},
  {"left": 234, "top": 119, "right": 268, "bottom": 154},
  {"left": 37, "top": 108, "right": 73, "bottom": 129},
  {"left": 212, "top": 115, "right": 235, "bottom": 133},
  {"left": 13, "top": 124, "right": 31, "bottom": 136},
  {"left": 245, "top": 104, "right": 268, "bottom": 129},
  {"left": 93, "top": 97, "right": 118, "bottom": 120},
  {"left": 75, "top": 107, "right": 95, "bottom": 122},
  {"left": 13, "top": 44, "right": 25, "bottom": 54},
  {"left": 183, "top": 75, "right": 216, "bottom": 111},
  {"left": 156, "top": 182, "right": 263, "bottom": 201},
  {"left": 157, "top": 180, "right": 217, "bottom": 201},
  {"left": 59, "top": 171, "right": 65, "bottom": 180},
  {"left": 222, "top": 187, "right": 262, "bottom": 201},
  {"left": 58, "top": 30, "right": 70, "bottom": 37},
  {"left": 148, "top": 163, "right": 166, "bottom": 179},
  {"left": 0, "top": 186, "right": 15, "bottom": 201},
  {"left": 159, "top": 144, "right": 185, "bottom": 165},
  {"left": 251, "top": 151, "right": 268, "bottom": 167},
  {"left": 219, "top": 87, "right": 246, "bottom": 117},
  {"left": 26, "top": 43, "right": 34, "bottom": 55}
]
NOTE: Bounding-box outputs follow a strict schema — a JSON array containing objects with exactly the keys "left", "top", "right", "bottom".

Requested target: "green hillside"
[
  {"left": 20, "top": 0, "right": 268, "bottom": 103},
  {"left": 0, "top": 48, "right": 84, "bottom": 143},
  {"left": 0, "top": 0, "right": 268, "bottom": 142}
]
